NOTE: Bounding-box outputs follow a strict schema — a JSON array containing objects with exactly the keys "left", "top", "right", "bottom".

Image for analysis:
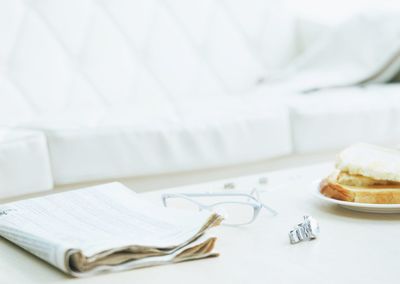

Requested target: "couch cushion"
[
  {"left": 267, "top": 13, "right": 400, "bottom": 93},
  {"left": 20, "top": 96, "right": 291, "bottom": 185},
  {"left": 0, "top": 129, "right": 53, "bottom": 198},
  {"left": 288, "top": 84, "right": 400, "bottom": 153}
]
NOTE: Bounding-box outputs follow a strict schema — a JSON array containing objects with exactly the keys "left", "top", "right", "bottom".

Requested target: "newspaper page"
[{"left": 0, "top": 183, "right": 220, "bottom": 277}]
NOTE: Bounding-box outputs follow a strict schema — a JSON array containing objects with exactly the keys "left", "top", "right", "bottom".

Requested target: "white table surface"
[{"left": 1, "top": 162, "right": 400, "bottom": 284}]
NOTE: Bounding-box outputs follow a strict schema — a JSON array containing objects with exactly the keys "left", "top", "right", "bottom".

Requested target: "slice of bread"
[
  {"left": 320, "top": 179, "right": 400, "bottom": 204},
  {"left": 335, "top": 171, "right": 400, "bottom": 187},
  {"left": 320, "top": 143, "right": 400, "bottom": 204},
  {"left": 336, "top": 143, "right": 400, "bottom": 183}
]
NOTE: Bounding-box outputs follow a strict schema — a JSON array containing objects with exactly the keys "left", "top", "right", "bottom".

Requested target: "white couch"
[{"left": 1, "top": 0, "right": 400, "bottom": 198}]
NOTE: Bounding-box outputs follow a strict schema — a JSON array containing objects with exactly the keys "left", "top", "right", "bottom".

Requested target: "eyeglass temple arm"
[
  {"left": 260, "top": 203, "right": 278, "bottom": 216},
  {"left": 162, "top": 193, "right": 208, "bottom": 209},
  {"left": 249, "top": 188, "right": 278, "bottom": 216}
]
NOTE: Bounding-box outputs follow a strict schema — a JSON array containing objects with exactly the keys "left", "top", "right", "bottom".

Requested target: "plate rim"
[{"left": 313, "top": 179, "right": 400, "bottom": 209}]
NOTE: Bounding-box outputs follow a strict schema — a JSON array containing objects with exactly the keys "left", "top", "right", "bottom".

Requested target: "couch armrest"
[{"left": 0, "top": 129, "right": 53, "bottom": 199}]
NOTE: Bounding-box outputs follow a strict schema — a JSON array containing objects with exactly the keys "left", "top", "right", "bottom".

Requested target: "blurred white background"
[
  {"left": 289, "top": 0, "right": 400, "bottom": 26},
  {"left": 2, "top": 0, "right": 400, "bottom": 197}
]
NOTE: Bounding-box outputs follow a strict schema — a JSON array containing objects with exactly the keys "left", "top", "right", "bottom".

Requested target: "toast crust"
[
  {"left": 319, "top": 179, "right": 355, "bottom": 202},
  {"left": 320, "top": 179, "right": 400, "bottom": 204}
]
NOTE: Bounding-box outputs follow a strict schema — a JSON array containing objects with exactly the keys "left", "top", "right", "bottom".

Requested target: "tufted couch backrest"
[{"left": 0, "top": 0, "right": 298, "bottom": 125}]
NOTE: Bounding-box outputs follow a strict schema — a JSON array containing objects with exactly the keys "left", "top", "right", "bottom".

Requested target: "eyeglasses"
[{"left": 161, "top": 189, "right": 277, "bottom": 226}]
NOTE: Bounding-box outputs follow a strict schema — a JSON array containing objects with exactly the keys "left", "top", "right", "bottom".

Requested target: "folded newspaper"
[{"left": 0, "top": 183, "right": 222, "bottom": 277}]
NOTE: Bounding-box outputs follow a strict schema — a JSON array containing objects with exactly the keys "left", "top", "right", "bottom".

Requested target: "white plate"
[{"left": 313, "top": 181, "right": 400, "bottom": 214}]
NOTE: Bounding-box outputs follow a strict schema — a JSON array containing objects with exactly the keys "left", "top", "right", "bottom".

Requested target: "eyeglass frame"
[{"left": 161, "top": 189, "right": 277, "bottom": 226}]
